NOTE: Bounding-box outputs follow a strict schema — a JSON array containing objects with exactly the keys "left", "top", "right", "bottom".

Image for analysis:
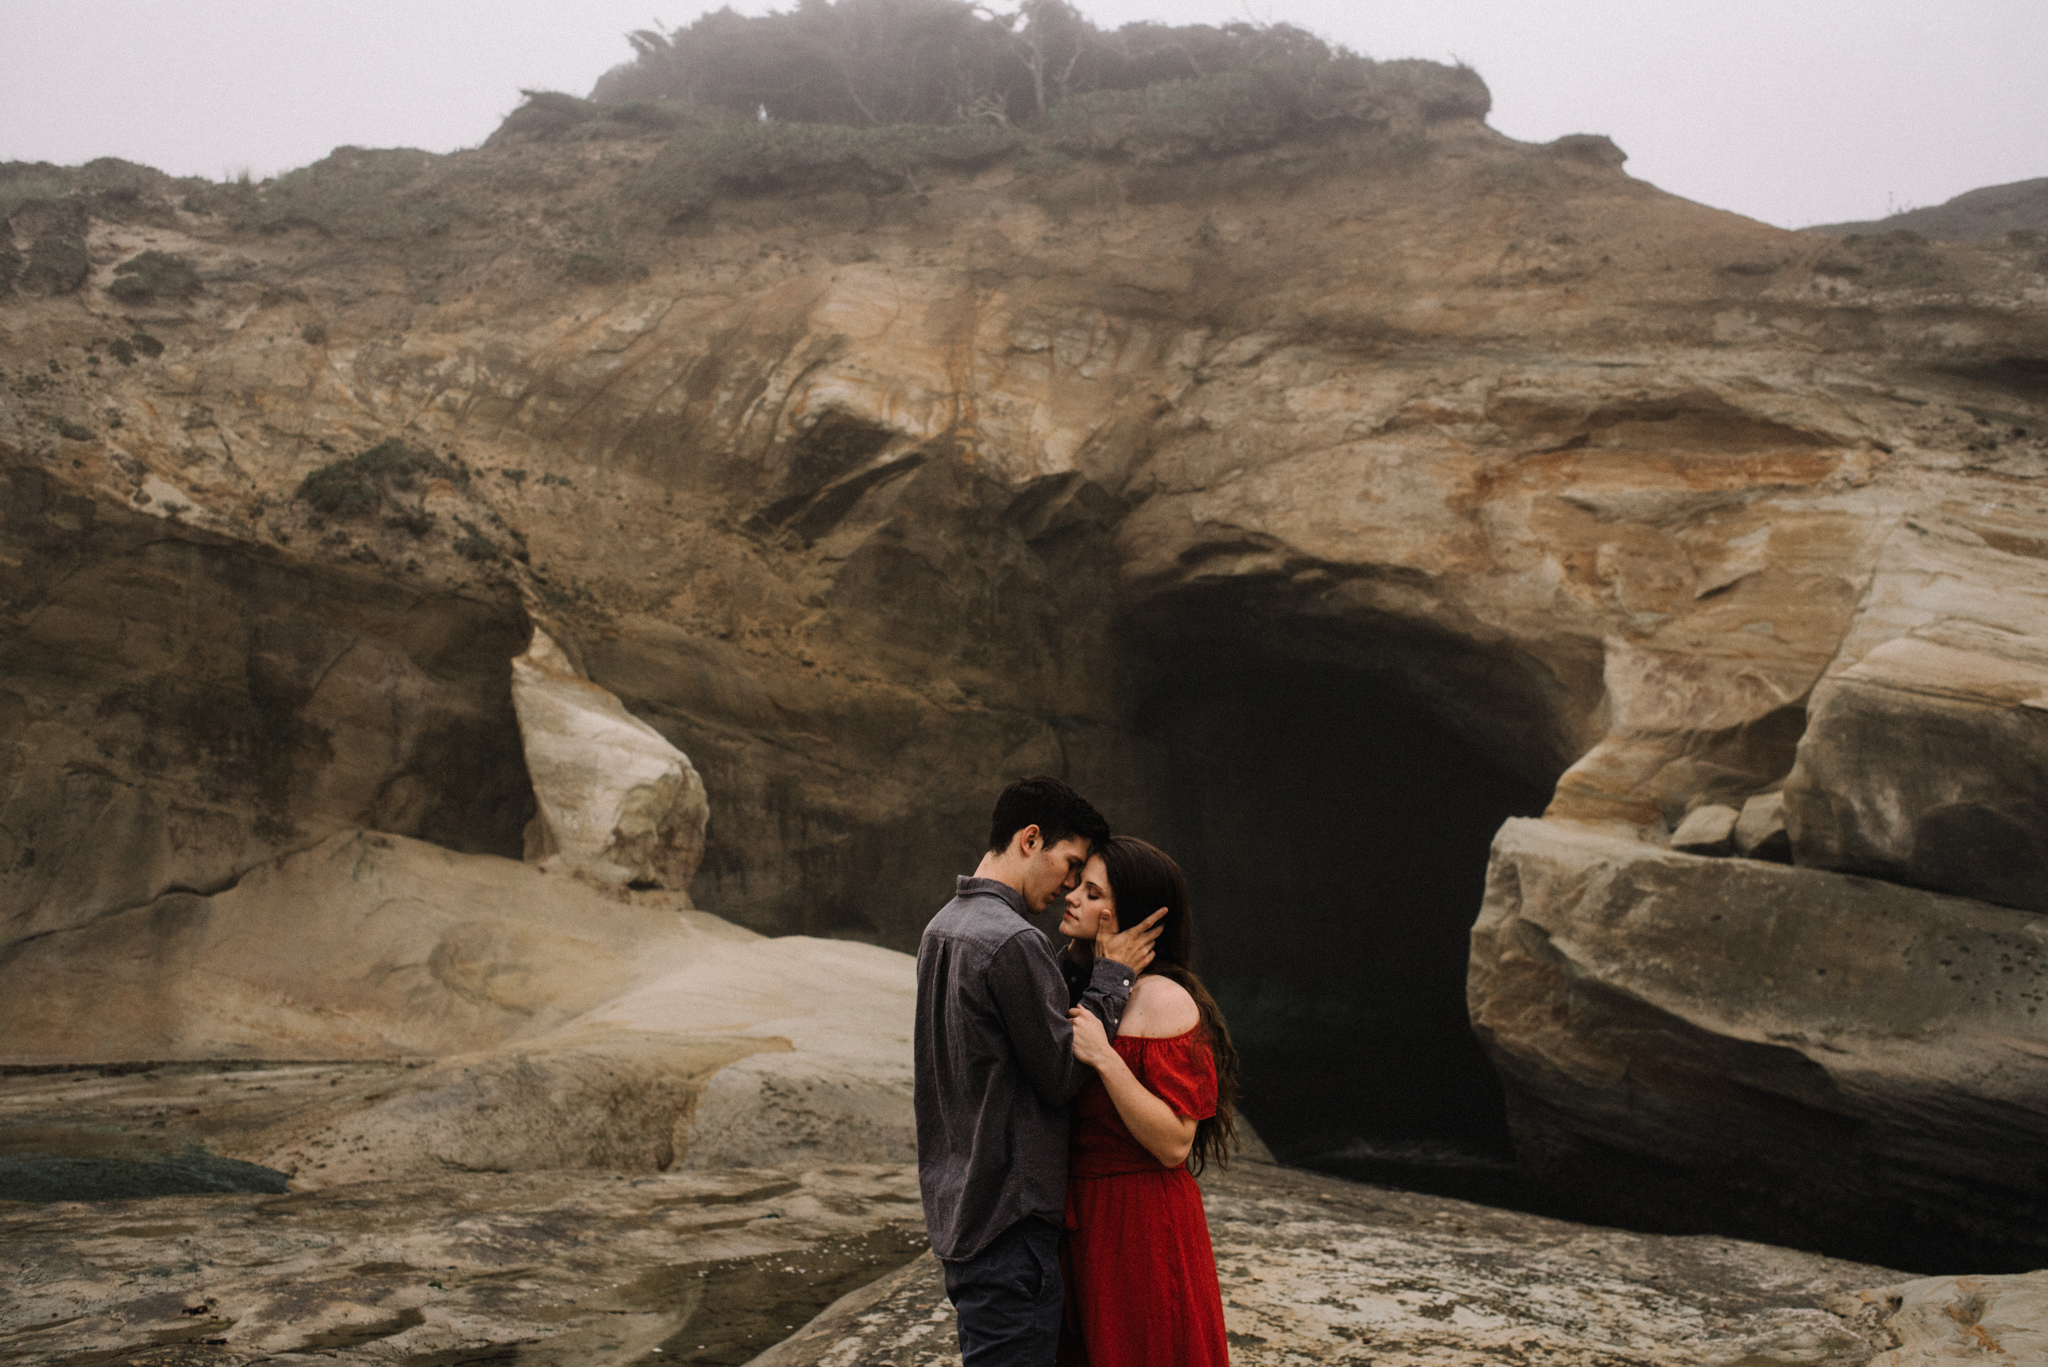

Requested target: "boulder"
[
  {"left": 1734, "top": 791, "right": 1790, "bottom": 861},
  {"left": 511, "top": 627, "right": 709, "bottom": 890},
  {"left": 1670, "top": 803, "right": 1739, "bottom": 854},
  {"left": 1786, "top": 634, "right": 2048, "bottom": 912},
  {"left": 1469, "top": 817, "right": 2048, "bottom": 1270}
]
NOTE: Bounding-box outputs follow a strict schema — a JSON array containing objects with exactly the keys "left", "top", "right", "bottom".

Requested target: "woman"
[{"left": 1057, "top": 835, "right": 1238, "bottom": 1367}]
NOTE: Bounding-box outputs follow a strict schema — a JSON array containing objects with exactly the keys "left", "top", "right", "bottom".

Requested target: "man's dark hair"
[{"left": 986, "top": 775, "right": 1110, "bottom": 855}]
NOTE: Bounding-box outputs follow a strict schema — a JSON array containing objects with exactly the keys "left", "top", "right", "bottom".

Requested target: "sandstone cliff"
[{"left": 4, "top": 71, "right": 2047, "bottom": 1269}]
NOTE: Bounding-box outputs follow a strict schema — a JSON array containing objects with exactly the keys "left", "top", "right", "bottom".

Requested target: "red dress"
[{"left": 1058, "top": 1028, "right": 1230, "bottom": 1367}]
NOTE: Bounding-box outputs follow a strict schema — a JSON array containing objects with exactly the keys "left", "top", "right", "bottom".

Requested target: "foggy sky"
[{"left": 2, "top": 0, "right": 2042, "bottom": 229}]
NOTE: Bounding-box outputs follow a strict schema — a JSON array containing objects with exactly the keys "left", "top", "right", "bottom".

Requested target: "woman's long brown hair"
[{"left": 1081, "top": 835, "right": 1241, "bottom": 1175}]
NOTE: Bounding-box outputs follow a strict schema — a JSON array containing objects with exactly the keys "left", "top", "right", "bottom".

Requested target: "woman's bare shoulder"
[{"left": 1121, "top": 974, "right": 1199, "bottom": 1037}]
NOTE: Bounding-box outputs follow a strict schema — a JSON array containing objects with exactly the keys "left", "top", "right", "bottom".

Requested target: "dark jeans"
[{"left": 940, "top": 1216, "right": 1063, "bottom": 1367}]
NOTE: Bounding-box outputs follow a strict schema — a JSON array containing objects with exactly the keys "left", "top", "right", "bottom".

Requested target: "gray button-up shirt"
[{"left": 914, "top": 875, "right": 1134, "bottom": 1261}]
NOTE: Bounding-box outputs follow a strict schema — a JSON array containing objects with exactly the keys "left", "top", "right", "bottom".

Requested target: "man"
[{"left": 914, "top": 776, "right": 1165, "bottom": 1366}]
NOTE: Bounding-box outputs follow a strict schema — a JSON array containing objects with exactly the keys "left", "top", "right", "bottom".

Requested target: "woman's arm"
[
  {"left": 1099, "top": 1048, "right": 1200, "bottom": 1168},
  {"left": 1067, "top": 1004, "right": 1201, "bottom": 1169}
]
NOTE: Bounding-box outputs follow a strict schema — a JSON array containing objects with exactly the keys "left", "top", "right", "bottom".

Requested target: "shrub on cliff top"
[
  {"left": 581, "top": 0, "right": 1481, "bottom": 131},
  {"left": 491, "top": 90, "right": 699, "bottom": 143},
  {"left": 19, "top": 236, "right": 88, "bottom": 296},
  {"left": 535, "top": 2, "right": 1487, "bottom": 211},
  {"left": 0, "top": 174, "right": 68, "bottom": 220}
]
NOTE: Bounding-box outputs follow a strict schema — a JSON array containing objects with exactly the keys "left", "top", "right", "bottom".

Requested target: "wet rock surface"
[
  {"left": 749, "top": 1161, "right": 1918, "bottom": 1367},
  {"left": 8, "top": 1152, "right": 2034, "bottom": 1367},
  {"left": 0, "top": 1164, "right": 928, "bottom": 1367}
]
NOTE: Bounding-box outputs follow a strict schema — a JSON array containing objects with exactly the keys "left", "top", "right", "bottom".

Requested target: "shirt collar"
[{"left": 956, "top": 875, "right": 1030, "bottom": 920}]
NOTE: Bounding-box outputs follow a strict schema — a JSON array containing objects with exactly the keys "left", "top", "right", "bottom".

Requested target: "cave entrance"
[{"left": 1139, "top": 659, "right": 1550, "bottom": 1202}]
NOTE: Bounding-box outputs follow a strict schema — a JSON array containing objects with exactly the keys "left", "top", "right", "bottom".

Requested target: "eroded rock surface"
[
  {"left": 0, "top": 477, "right": 535, "bottom": 939},
  {"left": 749, "top": 1161, "right": 1912, "bottom": 1367},
  {"left": 1787, "top": 634, "right": 2048, "bottom": 912},
  {"left": 8, "top": 113, "right": 2045, "bottom": 942},
  {"left": 1469, "top": 817, "right": 2048, "bottom": 1270},
  {"left": 0, "top": 1164, "right": 928, "bottom": 1367}
]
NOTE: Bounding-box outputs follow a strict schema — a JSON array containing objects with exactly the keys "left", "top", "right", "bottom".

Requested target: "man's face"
[{"left": 1020, "top": 830, "right": 1093, "bottom": 913}]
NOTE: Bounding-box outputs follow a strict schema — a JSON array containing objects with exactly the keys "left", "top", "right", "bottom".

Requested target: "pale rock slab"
[
  {"left": 1735, "top": 790, "right": 1790, "bottom": 860},
  {"left": 1671, "top": 803, "right": 1740, "bottom": 854},
  {"left": 512, "top": 626, "right": 709, "bottom": 890},
  {"left": 0, "top": 829, "right": 724, "bottom": 1062},
  {"left": 0, "top": 832, "right": 918, "bottom": 1180}
]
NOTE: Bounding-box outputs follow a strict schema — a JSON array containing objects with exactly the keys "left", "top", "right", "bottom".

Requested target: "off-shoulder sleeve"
[{"left": 1136, "top": 1033, "right": 1218, "bottom": 1121}]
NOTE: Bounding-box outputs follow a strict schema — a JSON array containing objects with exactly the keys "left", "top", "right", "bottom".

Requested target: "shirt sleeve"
[
  {"left": 1137, "top": 1034, "right": 1219, "bottom": 1121},
  {"left": 1079, "top": 955, "right": 1132, "bottom": 1039},
  {"left": 987, "top": 931, "right": 1131, "bottom": 1108}
]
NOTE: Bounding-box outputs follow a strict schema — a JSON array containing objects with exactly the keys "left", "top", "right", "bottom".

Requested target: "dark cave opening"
[
  {"left": 1140, "top": 660, "right": 1551, "bottom": 1204},
  {"left": 1122, "top": 649, "right": 2038, "bottom": 1273}
]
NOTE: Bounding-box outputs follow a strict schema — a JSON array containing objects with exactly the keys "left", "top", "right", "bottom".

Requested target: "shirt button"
[{"left": 1122, "top": 979, "right": 1130, "bottom": 987}]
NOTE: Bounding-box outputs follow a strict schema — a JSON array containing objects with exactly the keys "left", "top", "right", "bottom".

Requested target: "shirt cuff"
[{"left": 1093, "top": 959, "right": 1135, "bottom": 991}]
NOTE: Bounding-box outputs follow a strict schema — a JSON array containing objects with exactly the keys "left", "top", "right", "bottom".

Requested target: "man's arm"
[
  {"left": 987, "top": 932, "right": 1130, "bottom": 1108},
  {"left": 1090, "top": 908, "right": 1165, "bottom": 1030},
  {"left": 1076, "top": 955, "right": 1134, "bottom": 1039}
]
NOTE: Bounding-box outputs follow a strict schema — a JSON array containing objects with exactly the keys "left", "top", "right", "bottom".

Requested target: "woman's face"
[{"left": 1058, "top": 854, "right": 1117, "bottom": 943}]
